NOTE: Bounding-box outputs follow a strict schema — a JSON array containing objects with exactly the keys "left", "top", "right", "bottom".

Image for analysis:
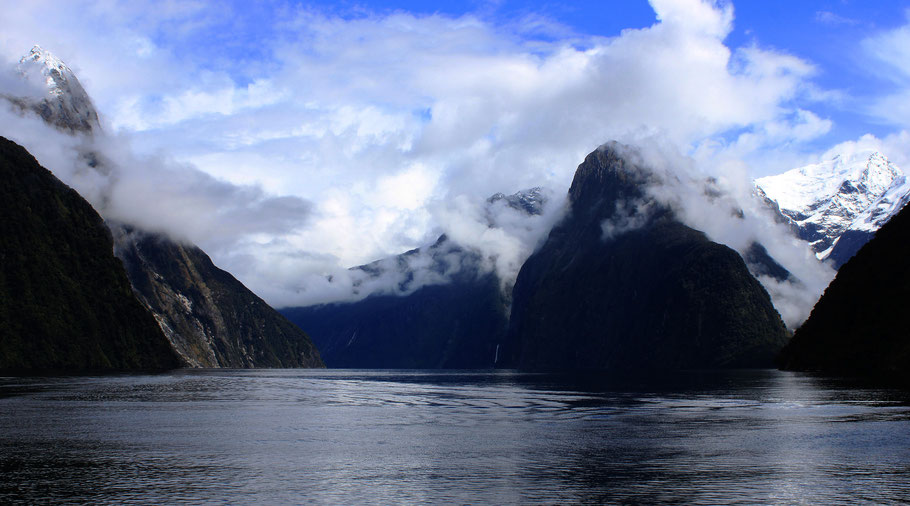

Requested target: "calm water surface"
[{"left": 2, "top": 369, "right": 910, "bottom": 504}]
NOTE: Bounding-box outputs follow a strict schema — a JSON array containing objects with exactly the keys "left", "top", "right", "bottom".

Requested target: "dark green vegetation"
[
  {"left": 115, "top": 227, "right": 324, "bottom": 368},
  {"left": 281, "top": 237, "right": 508, "bottom": 368},
  {"left": 779, "top": 202, "right": 910, "bottom": 382},
  {"left": 0, "top": 137, "right": 180, "bottom": 371},
  {"left": 502, "top": 143, "right": 789, "bottom": 371}
]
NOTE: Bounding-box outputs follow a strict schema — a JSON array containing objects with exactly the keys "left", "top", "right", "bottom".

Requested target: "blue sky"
[
  {"left": 68, "top": 0, "right": 908, "bottom": 152},
  {"left": 0, "top": 0, "right": 908, "bottom": 308}
]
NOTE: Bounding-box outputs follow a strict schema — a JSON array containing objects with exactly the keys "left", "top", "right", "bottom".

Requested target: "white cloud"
[
  {"left": 815, "top": 11, "right": 860, "bottom": 27},
  {"left": 862, "top": 10, "right": 910, "bottom": 128},
  {"left": 0, "top": 0, "right": 855, "bottom": 314},
  {"left": 0, "top": 101, "right": 313, "bottom": 256}
]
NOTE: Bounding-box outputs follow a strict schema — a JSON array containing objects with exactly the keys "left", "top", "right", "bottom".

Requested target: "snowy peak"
[
  {"left": 487, "top": 187, "right": 547, "bottom": 216},
  {"left": 20, "top": 45, "right": 71, "bottom": 94},
  {"left": 756, "top": 150, "right": 898, "bottom": 216},
  {"left": 755, "top": 150, "right": 909, "bottom": 267},
  {"left": 13, "top": 45, "right": 100, "bottom": 134}
]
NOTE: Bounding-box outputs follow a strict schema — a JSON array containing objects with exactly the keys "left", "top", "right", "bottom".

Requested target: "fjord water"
[{"left": 2, "top": 370, "right": 909, "bottom": 504}]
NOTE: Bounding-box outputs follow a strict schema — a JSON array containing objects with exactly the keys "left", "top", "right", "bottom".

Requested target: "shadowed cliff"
[
  {"left": 0, "top": 137, "right": 180, "bottom": 371},
  {"left": 503, "top": 142, "right": 788, "bottom": 371}
]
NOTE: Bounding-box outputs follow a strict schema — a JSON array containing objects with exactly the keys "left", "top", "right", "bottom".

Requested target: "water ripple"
[{"left": 2, "top": 369, "right": 910, "bottom": 504}]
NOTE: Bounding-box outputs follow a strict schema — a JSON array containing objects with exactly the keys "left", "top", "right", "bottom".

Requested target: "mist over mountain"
[
  {"left": 0, "top": 136, "right": 180, "bottom": 371},
  {"left": 502, "top": 143, "right": 789, "bottom": 371},
  {"left": 7, "top": 45, "right": 100, "bottom": 134},
  {"left": 0, "top": 41, "right": 881, "bottom": 372},
  {"left": 281, "top": 188, "right": 547, "bottom": 368},
  {"left": 2, "top": 47, "right": 322, "bottom": 369}
]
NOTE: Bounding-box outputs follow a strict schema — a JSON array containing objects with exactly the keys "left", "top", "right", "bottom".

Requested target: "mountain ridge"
[
  {"left": 280, "top": 187, "right": 545, "bottom": 368},
  {"left": 755, "top": 149, "right": 909, "bottom": 268},
  {"left": 503, "top": 142, "right": 789, "bottom": 371}
]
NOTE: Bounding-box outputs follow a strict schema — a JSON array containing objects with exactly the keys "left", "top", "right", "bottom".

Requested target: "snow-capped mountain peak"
[
  {"left": 20, "top": 45, "right": 71, "bottom": 95},
  {"left": 487, "top": 186, "right": 547, "bottom": 216},
  {"left": 755, "top": 150, "right": 909, "bottom": 268},
  {"left": 12, "top": 45, "right": 100, "bottom": 134},
  {"left": 756, "top": 150, "right": 898, "bottom": 214}
]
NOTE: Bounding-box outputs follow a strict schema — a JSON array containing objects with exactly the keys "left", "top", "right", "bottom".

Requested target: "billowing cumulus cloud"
[{"left": 0, "top": 0, "right": 886, "bottom": 321}]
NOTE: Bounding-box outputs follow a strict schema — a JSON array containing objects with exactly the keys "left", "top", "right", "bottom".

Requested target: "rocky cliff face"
[
  {"left": 503, "top": 143, "right": 789, "bottom": 371},
  {"left": 778, "top": 201, "right": 910, "bottom": 382},
  {"left": 10, "top": 45, "right": 100, "bottom": 134},
  {"left": 0, "top": 137, "right": 180, "bottom": 371},
  {"left": 113, "top": 226, "right": 323, "bottom": 368}
]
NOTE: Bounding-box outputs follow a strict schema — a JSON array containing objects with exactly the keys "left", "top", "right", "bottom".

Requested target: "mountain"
[
  {"left": 502, "top": 142, "right": 789, "bottom": 371},
  {"left": 0, "top": 137, "right": 180, "bottom": 371},
  {"left": 113, "top": 226, "right": 323, "bottom": 368},
  {"left": 5, "top": 46, "right": 323, "bottom": 369},
  {"left": 281, "top": 248, "right": 507, "bottom": 369},
  {"left": 10, "top": 45, "right": 100, "bottom": 134},
  {"left": 755, "top": 150, "right": 910, "bottom": 269},
  {"left": 280, "top": 188, "right": 546, "bottom": 368},
  {"left": 778, "top": 201, "right": 910, "bottom": 382}
]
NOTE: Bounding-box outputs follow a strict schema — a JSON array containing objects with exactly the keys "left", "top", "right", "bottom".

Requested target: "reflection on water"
[{"left": 2, "top": 369, "right": 910, "bottom": 504}]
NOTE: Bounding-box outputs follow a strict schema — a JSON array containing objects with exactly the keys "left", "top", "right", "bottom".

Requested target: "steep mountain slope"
[
  {"left": 0, "top": 137, "right": 180, "bottom": 371},
  {"left": 778, "top": 201, "right": 910, "bottom": 382},
  {"left": 281, "top": 249, "right": 507, "bottom": 368},
  {"left": 4, "top": 46, "right": 323, "bottom": 368},
  {"left": 755, "top": 150, "right": 909, "bottom": 268},
  {"left": 113, "top": 227, "right": 323, "bottom": 368},
  {"left": 503, "top": 142, "right": 788, "bottom": 371},
  {"left": 281, "top": 188, "right": 546, "bottom": 368}
]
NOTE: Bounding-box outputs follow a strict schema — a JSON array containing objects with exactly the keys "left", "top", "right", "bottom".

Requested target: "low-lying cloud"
[
  {"left": 607, "top": 137, "right": 836, "bottom": 328},
  {"left": 3, "top": 0, "right": 903, "bottom": 320},
  {"left": 0, "top": 100, "right": 314, "bottom": 257}
]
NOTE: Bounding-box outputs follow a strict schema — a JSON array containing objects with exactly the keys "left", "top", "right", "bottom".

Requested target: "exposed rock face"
[
  {"left": 778, "top": 202, "right": 910, "bottom": 382},
  {"left": 113, "top": 226, "right": 323, "bottom": 368},
  {"left": 0, "top": 137, "right": 180, "bottom": 371},
  {"left": 755, "top": 150, "right": 910, "bottom": 269},
  {"left": 11, "top": 45, "right": 100, "bottom": 134},
  {"left": 503, "top": 142, "right": 789, "bottom": 371},
  {"left": 281, "top": 236, "right": 509, "bottom": 368},
  {"left": 487, "top": 187, "right": 546, "bottom": 216}
]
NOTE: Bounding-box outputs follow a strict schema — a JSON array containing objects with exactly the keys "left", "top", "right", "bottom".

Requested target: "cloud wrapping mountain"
[{"left": 0, "top": 1, "right": 838, "bottom": 302}]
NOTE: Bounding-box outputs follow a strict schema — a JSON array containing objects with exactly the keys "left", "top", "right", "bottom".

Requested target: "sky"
[{"left": 0, "top": 0, "right": 908, "bottom": 314}]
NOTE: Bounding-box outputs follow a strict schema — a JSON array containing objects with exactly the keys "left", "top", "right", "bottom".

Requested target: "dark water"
[{"left": 2, "top": 369, "right": 910, "bottom": 504}]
